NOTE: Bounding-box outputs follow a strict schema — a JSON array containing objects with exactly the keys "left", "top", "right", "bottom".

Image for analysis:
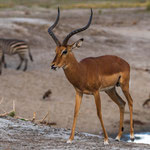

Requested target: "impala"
[{"left": 48, "top": 8, "right": 134, "bottom": 144}]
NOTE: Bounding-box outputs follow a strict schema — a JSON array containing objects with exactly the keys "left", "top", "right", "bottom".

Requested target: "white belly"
[{"left": 100, "top": 86, "right": 114, "bottom": 91}]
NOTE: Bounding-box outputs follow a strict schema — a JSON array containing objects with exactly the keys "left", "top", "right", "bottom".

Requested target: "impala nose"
[{"left": 51, "top": 64, "right": 57, "bottom": 70}]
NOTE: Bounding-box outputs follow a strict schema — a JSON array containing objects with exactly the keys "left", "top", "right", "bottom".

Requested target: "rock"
[{"left": 42, "top": 89, "right": 52, "bottom": 100}]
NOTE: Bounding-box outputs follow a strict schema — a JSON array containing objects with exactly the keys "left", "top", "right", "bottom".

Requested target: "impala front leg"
[
  {"left": 94, "top": 91, "right": 109, "bottom": 145},
  {"left": 67, "top": 90, "right": 83, "bottom": 143}
]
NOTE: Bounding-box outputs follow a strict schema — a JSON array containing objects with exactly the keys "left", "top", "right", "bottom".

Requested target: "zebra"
[{"left": 0, "top": 38, "right": 33, "bottom": 74}]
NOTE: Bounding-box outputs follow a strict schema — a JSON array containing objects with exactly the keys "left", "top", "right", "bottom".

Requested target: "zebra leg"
[
  {"left": 4, "top": 62, "right": 7, "bottom": 68},
  {"left": 0, "top": 60, "right": 2, "bottom": 75},
  {"left": 16, "top": 56, "right": 23, "bottom": 70},
  {"left": 0, "top": 57, "right": 3, "bottom": 75},
  {"left": 2, "top": 55, "right": 7, "bottom": 68},
  {"left": 0, "top": 52, "right": 3, "bottom": 74},
  {"left": 23, "top": 58, "right": 28, "bottom": 71}
]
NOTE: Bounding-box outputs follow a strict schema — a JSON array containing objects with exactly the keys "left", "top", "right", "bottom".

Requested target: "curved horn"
[
  {"left": 62, "top": 8, "right": 93, "bottom": 46},
  {"left": 48, "top": 7, "right": 61, "bottom": 46}
]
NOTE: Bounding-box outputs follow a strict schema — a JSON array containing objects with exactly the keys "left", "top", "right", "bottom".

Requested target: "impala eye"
[{"left": 62, "top": 49, "right": 67, "bottom": 55}]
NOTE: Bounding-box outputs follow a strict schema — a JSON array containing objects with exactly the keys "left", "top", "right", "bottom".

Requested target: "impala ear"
[{"left": 72, "top": 38, "right": 84, "bottom": 49}]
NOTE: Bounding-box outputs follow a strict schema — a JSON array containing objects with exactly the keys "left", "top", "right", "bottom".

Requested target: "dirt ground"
[
  {"left": 0, "top": 117, "right": 150, "bottom": 150},
  {"left": 0, "top": 6, "right": 150, "bottom": 141}
]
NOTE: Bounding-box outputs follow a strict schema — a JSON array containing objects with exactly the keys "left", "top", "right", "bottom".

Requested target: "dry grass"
[
  {"left": 0, "top": 0, "right": 150, "bottom": 9},
  {"left": 61, "top": 2, "right": 148, "bottom": 9},
  {"left": 0, "top": 3, "right": 14, "bottom": 8},
  {"left": 146, "top": 2, "right": 150, "bottom": 10}
]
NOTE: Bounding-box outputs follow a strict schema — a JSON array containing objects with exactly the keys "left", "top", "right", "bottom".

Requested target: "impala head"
[{"left": 48, "top": 7, "right": 93, "bottom": 70}]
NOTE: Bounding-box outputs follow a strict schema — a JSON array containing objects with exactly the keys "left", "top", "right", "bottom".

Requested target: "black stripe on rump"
[
  {"left": 11, "top": 42, "right": 28, "bottom": 49},
  {"left": 12, "top": 48, "right": 28, "bottom": 54}
]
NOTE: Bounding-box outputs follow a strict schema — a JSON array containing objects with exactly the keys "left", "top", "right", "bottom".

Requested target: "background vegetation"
[{"left": 0, "top": 0, "right": 150, "bottom": 9}]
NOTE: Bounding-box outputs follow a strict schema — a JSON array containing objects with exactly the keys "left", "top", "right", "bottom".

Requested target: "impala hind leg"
[
  {"left": 121, "top": 83, "right": 134, "bottom": 141},
  {"left": 94, "top": 91, "right": 108, "bottom": 145},
  {"left": 105, "top": 88, "right": 126, "bottom": 141},
  {"left": 67, "top": 91, "right": 83, "bottom": 143}
]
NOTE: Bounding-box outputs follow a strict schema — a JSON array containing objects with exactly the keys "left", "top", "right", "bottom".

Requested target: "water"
[{"left": 123, "top": 132, "right": 150, "bottom": 145}]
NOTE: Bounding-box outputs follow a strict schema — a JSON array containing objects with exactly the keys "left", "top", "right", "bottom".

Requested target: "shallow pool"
[{"left": 123, "top": 132, "right": 150, "bottom": 144}]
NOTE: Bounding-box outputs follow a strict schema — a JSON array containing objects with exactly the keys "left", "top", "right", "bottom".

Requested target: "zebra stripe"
[{"left": 0, "top": 38, "right": 33, "bottom": 73}]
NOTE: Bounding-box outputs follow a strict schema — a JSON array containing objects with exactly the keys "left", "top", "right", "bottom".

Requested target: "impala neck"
[{"left": 63, "top": 52, "right": 84, "bottom": 88}]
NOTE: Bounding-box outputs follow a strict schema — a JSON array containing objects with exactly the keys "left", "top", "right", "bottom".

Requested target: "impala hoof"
[
  {"left": 104, "top": 140, "right": 109, "bottom": 145},
  {"left": 115, "top": 136, "right": 120, "bottom": 141},
  {"left": 66, "top": 139, "right": 72, "bottom": 144},
  {"left": 130, "top": 134, "right": 135, "bottom": 142}
]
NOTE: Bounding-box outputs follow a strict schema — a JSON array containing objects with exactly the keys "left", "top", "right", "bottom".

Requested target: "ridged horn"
[
  {"left": 62, "top": 8, "right": 93, "bottom": 46},
  {"left": 48, "top": 7, "right": 61, "bottom": 46}
]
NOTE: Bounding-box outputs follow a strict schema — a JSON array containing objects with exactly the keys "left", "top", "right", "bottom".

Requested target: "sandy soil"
[{"left": 0, "top": 6, "right": 150, "bottom": 140}]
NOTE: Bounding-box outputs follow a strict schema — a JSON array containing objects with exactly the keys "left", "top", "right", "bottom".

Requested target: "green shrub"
[
  {"left": 99, "top": 9, "right": 102, "bottom": 14},
  {"left": 8, "top": 111, "right": 15, "bottom": 117},
  {"left": 146, "top": 2, "right": 150, "bottom": 11}
]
